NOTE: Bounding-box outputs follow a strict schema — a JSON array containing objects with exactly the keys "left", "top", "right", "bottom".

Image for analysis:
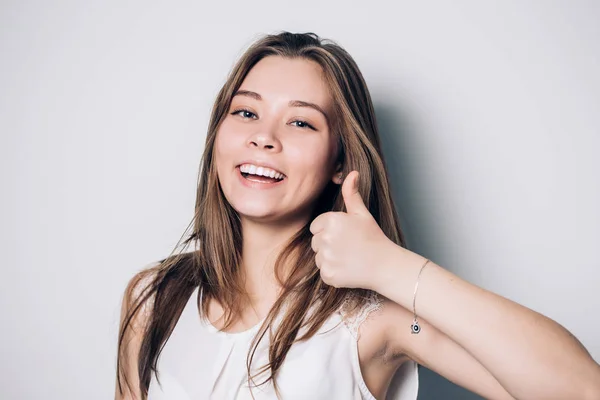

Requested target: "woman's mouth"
[{"left": 237, "top": 163, "right": 286, "bottom": 188}]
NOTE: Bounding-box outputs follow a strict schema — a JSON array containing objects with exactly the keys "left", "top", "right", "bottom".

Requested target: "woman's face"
[{"left": 214, "top": 56, "right": 340, "bottom": 225}]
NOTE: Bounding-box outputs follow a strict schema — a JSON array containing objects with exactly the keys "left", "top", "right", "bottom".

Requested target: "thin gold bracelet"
[{"left": 411, "top": 258, "right": 430, "bottom": 334}]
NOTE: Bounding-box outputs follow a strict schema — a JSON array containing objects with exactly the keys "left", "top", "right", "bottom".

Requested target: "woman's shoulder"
[
  {"left": 124, "top": 252, "right": 198, "bottom": 305},
  {"left": 121, "top": 252, "right": 200, "bottom": 322},
  {"left": 126, "top": 263, "right": 160, "bottom": 294},
  {"left": 121, "top": 262, "right": 162, "bottom": 327}
]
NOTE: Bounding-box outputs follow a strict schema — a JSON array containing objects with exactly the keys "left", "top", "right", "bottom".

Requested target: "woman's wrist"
[{"left": 370, "top": 244, "right": 427, "bottom": 309}]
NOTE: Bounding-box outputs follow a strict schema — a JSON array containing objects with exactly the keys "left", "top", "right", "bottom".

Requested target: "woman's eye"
[
  {"left": 291, "top": 120, "right": 316, "bottom": 130},
  {"left": 231, "top": 109, "right": 257, "bottom": 119}
]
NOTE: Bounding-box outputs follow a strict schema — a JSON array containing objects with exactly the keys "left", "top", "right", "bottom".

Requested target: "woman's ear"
[{"left": 331, "top": 164, "right": 343, "bottom": 185}]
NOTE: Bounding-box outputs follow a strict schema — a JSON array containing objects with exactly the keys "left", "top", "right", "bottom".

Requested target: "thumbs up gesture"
[{"left": 309, "top": 171, "right": 396, "bottom": 289}]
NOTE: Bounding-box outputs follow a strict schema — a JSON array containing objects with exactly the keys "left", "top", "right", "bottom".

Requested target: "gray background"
[{"left": 1, "top": 1, "right": 599, "bottom": 399}]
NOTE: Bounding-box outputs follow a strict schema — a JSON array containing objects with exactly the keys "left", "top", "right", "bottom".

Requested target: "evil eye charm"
[{"left": 411, "top": 321, "right": 421, "bottom": 334}]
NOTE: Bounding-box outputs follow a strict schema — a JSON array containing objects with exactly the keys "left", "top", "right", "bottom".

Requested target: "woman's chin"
[
  {"left": 233, "top": 204, "right": 308, "bottom": 226},
  {"left": 233, "top": 203, "right": 279, "bottom": 221}
]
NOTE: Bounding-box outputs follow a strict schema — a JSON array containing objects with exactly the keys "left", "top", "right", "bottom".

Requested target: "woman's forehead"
[{"left": 237, "top": 56, "right": 332, "bottom": 111}]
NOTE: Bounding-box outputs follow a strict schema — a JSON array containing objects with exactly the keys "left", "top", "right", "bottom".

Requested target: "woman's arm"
[
  {"left": 310, "top": 171, "right": 600, "bottom": 400},
  {"left": 114, "top": 271, "right": 155, "bottom": 400},
  {"left": 375, "top": 298, "right": 515, "bottom": 400},
  {"left": 374, "top": 246, "right": 600, "bottom": 400}
]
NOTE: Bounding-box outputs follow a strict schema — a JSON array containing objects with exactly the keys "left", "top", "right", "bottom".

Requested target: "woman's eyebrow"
[
  {"left": 233, "top": 90, "right": 328, "bottom": 121},
  {"left": 289, "top": 100, "right": 328, "bottom": 121},
  {"left": 233, "top": 90, "right": 262, "bottom": 100}
]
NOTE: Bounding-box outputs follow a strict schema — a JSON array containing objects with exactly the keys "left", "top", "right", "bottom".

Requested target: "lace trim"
[{"left": 339, "top": 290, "right": 383, "bottom": 341}]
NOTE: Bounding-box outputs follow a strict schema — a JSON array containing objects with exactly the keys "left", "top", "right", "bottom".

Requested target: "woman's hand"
[{"left": 309, "top": 171, "right": 396, "bottom": 289}]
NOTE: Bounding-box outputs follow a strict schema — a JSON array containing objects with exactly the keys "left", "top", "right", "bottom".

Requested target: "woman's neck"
[{"left": 239, "top": 217, "right": 307, "bottom": 301}]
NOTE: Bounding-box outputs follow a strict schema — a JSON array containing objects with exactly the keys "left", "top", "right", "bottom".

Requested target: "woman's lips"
[{"left": 236, "top": 167, "right": 285, "bottom": 189}]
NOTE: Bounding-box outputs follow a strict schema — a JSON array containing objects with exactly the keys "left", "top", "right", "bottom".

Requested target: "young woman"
[{"left": 115, "top": 32, "right": 600, "bottom": 400}]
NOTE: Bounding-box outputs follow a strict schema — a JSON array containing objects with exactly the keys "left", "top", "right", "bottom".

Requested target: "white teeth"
[{"left": 239, "top": 163, "right": 284, "bottom": 180}]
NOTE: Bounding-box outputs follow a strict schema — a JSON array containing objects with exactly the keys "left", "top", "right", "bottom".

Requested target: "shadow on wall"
[{"left": 374, "top": 103, "right": 483, "bottom": 400}]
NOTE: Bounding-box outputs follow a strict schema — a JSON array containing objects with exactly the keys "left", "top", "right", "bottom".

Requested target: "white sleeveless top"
[{"left": 147, "top": 287, "right": 419, "bottom": 399}]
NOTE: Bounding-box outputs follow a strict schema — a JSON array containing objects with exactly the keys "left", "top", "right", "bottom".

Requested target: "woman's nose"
[{"left": 247, "top": 131, "right": 282, "bottom": 151}]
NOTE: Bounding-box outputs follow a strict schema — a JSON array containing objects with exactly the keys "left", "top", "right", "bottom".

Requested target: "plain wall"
[{"left": 1, "top": 1, "right": 598, "bottom": 399}]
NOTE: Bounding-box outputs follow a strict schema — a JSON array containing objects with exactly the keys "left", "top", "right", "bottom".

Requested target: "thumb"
[{"left": 342, "top": 171, "right": 368, "bottom": 215}]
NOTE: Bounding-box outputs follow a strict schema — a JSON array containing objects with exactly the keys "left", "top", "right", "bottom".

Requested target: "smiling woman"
[
  {"left": 216, "top": 56, "right": 340, "bottom": 224},
  {"left": 115, "top": 32, "right": 600, "bottom": 400}
]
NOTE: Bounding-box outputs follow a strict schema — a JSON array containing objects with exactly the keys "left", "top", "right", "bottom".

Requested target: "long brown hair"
[{"left": 116, "top": 31, "right": 406, "bottom": 399}]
